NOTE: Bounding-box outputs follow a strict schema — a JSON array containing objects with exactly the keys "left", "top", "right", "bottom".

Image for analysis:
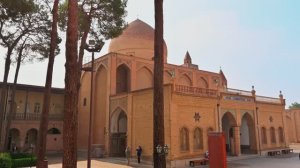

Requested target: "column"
[{"left": 233, "top": 126, "right": 241, "bottom": 156}]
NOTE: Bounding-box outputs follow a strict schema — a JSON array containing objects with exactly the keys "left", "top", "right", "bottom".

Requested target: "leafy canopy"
[
  {"left": 59, "top": 0, "right": 127, "bottom": 42},
  {"left": 289, "top": 102, "right": 300, "bottom": 109}
]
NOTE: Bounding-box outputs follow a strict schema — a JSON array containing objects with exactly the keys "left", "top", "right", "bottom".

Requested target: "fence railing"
[
  {"left": 174, "top": 85, "right": 217, "bottom": 97},
  {"left": 225, "top": 88, "right": 253, "bottom": 96},
  {"left": 256, "top": 96, "right": 281, "bottom": 104},
  {"left": 12, "top": 113, "right": 63, "bottom": 121}
]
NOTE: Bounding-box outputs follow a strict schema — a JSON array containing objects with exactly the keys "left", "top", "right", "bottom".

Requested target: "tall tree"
[
  {"left": 37, "top": 0, "right": 60, "bottom": 167},
  {"left": 59, "top": 0, "right": 127, "bottom": 89},
  {"left": 0, "top": 0, "right": 48, "bottom": 150},
  {"left": 59, "top": 0, "right": 127, "bottom": 166},
  {"left": 63, "top": 0, "right": 79, "bottom": 167},
  {"left": 153, "top": 0, "right": 165, "bottom": 167},
  {"left": 3, "top": 37, "right": 29, "bottom": 151}
]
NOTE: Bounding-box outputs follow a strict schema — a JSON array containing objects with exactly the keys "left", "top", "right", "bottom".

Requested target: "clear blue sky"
[{"left": 0, "top": 0, "right": 299, "bottom": 107}]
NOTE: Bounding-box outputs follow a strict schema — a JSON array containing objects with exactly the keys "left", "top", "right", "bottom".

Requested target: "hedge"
[
  {"left": 12, "top": 157, "right": 37, "bottom": 168},
  {"left": 0, "top": 153, "right": 37, "bottom": 168},
  {"left": 0, "top": 153, "right": 12, "bottom": 168}
]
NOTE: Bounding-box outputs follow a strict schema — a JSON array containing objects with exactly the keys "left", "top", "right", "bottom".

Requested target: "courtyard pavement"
[{"left": 46, "top": 144, "right": 300, "bottom": 168}]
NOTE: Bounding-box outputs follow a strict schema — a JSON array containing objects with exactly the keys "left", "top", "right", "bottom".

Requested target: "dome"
[{"left": 108, "top": 19, "right": 168, "bottom": 61}]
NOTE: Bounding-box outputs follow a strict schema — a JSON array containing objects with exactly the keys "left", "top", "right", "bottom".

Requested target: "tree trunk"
[
  {"left": 37, "top": 0, "right": 59, "bottom": 167},
  {"left": 63, "top": 0, "right": 79, "bottom": 167},
  {"left": 153, "top": 0, "right": 165, "bottom": 167},
  {"left": 0, "top": 29, "right": 28, "bottom": 150},
  {"left": 0, "top": 47, "right": 13, "bottom": 151},
  {"left": 3, "top": 39, "right": 27, "bottom": 152}
]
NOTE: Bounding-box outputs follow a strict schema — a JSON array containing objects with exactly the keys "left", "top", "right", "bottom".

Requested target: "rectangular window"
[{"left": 34, "top": 103, "right": 41, "bottom": 113}]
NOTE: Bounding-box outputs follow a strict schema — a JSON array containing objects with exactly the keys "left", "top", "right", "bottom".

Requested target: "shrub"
[
  {"left": 10, "top": 153, "right": 34, "bottom": 159},
  {"left": 0, "top": 153, "right": 12, "bottom": 168},
  {"left": 12, "top": 156, "right": 37, "bottom": 168}
]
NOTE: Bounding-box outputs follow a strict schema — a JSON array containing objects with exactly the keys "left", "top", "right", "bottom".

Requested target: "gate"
[{"left": 110, "top": 133, "right": 127, "bottom": 157}]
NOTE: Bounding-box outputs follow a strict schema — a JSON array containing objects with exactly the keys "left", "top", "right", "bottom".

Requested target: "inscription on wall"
[{"left": 223, "top": 95, "right": 253, "bottom": 102}]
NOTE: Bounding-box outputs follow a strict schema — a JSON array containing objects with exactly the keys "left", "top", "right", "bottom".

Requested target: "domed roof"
[{"left": 109, "top": 19, "right": 168, "bottom": 61}]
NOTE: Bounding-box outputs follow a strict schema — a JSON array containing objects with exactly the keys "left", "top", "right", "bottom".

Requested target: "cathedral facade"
[{"left": 77, "top": 19, "right": 287, "bottom": 163}]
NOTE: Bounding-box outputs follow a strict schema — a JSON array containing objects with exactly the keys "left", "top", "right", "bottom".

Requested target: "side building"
[
  {"left": 285, "top": 109, "right": 300, "bottom": 143},
  {"left": 78, "top": 19, "right": 288, "bottom": 164},
  {"left": 0, "top": 83, "right": 64, "bottom": 152}
]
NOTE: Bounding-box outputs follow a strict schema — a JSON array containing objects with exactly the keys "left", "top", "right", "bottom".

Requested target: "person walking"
[
  {"left": 125, "top": 146, "right": 131, "bottom": 165},
  {"left": 136, "top": 146, "right": 142, "bottom": 163}
]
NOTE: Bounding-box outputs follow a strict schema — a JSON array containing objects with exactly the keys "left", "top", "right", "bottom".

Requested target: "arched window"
[
  {"left": 194, "top": 127, "right": 203, "bottom": 150},
  {"left": 47, "top": 128, "right": 61, "bottom": 134},
  {"left": 270, "top": 127, "right": 276, "bottom": 143},
  {"left": 261, "top": 127, "right": 267, "bottom": 144},
  {"left": 116, "top": 64, "right": 130, "bottom": 93},
  {"left": 180, "top": 127, "right": 189, "bottom": 151},
  {"left": 207, "top": 127, "right": 214, "bottom": 133},
  {"left": 278, "top": 127, "right": 284, "bottom": 143}
]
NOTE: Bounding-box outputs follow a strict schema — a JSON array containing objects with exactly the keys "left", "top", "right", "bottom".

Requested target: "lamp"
[
  {"left": 83, "top": 39, "right": 105, "bottom": 168},
  {"left": 156, "top": 144, "right": 169, "bottom": 156},
  {"left": 163, "top": 144, "right": 169, "bottom": 155}
]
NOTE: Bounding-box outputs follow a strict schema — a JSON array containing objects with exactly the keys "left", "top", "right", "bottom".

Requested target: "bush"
[
  {"left": 12, "top": 156, "right": 37, "bottom": 168},
  {"left": 0, "top": 153, "right": 12, "bottom": 168},
  {"left": 10, "top": 153, "right": 34, "bottom": 159}
]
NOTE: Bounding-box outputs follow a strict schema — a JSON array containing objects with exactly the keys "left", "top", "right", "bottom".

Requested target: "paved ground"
[{"left": 46, "top": 144, "right": 300, "bottom": 168}]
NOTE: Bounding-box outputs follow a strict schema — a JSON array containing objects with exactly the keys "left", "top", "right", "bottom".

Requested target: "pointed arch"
[
  {"left": 116, "top": 64, "right": 131, "bottom": 93},
  {"left": 180, "top": 127, "right": 189, "bottom": 151},
  {"left": 110, "top": 107, "right": 127, "bottom": 133},
  {"left": 196, "top": 77, "right": 208, "bottom": 88},
  {"left": 80, "top": 72, "right": 91, "bottom": 107},
  {"left": 94, "top": 64, "right": 108, "bottom": 144},
  {"left": 194, "top": 127, "right": 203, "bottom": 150},
  {"left": 207, "top": 127, "right": 214, "bottom": 133},
  {"left": 240, "top": 112, "right": 256, "bottom": 154},
  {"left": 261, "top": 127, "right": 267, "bottom": 144},
  {"left": 95, "top": 62, "right": 108, "bottom": 71},
  {"left": 136, "top": 66, "right": 153, "bottom": 90},
  {"left": 278, "top": 127, "right": 284, "bottom": 143},
  {"left": 164, "top": 71, "right": 172, "bottom": 84},
  {"left": 178, "top": 74, "right": 192, "bottom": 86},
  {"left": 222, "top": 112, "right": 237, "bottom": 154},
  {"left": 270, "top": 127, "right": 276, "bottom": 143}
]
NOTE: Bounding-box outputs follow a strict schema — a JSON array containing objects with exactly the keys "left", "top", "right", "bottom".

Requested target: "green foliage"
[
  {"left": 0, "top": 0, "right": 60, "bottom": 63},
  {"left": 0, "top": 153, "right": 12, "bottom": 168},
  {"left": 59, "top": 0, "right": 128, "bottom": 41},
  {"left": 0, "top": 153, "right": 36, "bottom": 168},
  {"left": 11, "top": 156, "right": 37, "bottom": 168},
  {"left": 10, "top": 153, "right": 34, "bottom": 159},
  {"left": 289, "top": 102, "right": 300, "bottom": 109},
  {"left": 0, "top": 0, "right": 38, "bottom": 20}
]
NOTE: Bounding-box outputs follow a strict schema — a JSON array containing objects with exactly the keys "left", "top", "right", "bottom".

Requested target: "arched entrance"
[
  {"left": 110, "top": 108, "right": 127, "bottom": 156},
  {"left": 240, "top": 113, "right": 256, "bottom": 154},
  {"left": 25, "top": 128, "right": 38, "bottom": 152},
  {"left": 7, "top": 128, "right": 20, "bottom": 151},
  {"left": 222, "top": 112, "right": 238, "bottom": 155}
]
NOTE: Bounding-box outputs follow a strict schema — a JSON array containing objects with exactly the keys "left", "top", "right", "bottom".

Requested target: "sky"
[{"left": 0, "top": 0, "right": 300, "bottom": 107}]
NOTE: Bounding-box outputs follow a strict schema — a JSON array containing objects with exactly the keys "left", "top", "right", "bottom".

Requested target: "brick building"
[
  {"left": 77, "top": 19, "right": 289, "bottom": 165},
  {"left": 285, "top": 109, "right": 300, "bottom": 143},
  {"left": 0, "top": 83, "right": 64, "bottom": 152}
]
